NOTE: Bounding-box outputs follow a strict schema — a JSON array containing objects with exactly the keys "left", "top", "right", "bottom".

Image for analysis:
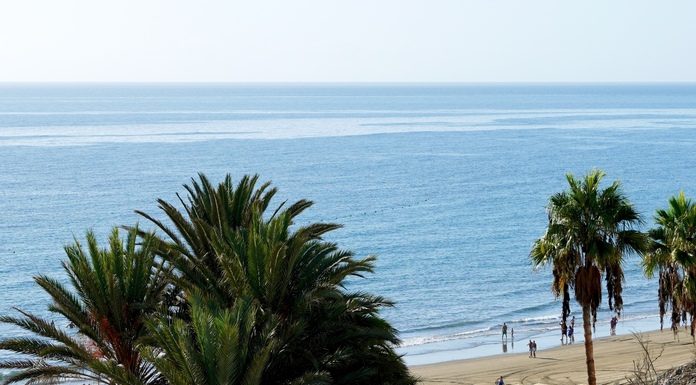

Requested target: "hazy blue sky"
[{"left": 1, "top": 0, "right": 695, "bottom": 82}]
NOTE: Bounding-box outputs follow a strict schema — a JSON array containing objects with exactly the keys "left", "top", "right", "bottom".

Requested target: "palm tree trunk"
[{"left": 582, "top": 304, "right": 597, "bottom": 385}]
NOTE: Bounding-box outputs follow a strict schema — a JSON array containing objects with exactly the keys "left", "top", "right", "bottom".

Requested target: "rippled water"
[{"left": 1, "top": 84, "right": 696, "bottom": 366}]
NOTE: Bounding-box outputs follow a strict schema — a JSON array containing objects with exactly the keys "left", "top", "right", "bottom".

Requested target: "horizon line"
[{"left": 2, "top": 81, "right": 696, "bottom": 86}]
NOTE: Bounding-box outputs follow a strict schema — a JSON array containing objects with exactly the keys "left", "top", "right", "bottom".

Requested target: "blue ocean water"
[{"left": 2, "top": 84, "right": 696, "bottom": 366}]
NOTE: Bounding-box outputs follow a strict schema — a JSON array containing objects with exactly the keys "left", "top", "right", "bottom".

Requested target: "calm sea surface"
[{"left": 2, "top": 84, "right": 696, "bottom": 366}]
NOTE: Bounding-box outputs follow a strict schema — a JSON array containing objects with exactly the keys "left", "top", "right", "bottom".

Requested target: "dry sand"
[{"left": 412, "top": 328, "right": 696, "bottom": 385}]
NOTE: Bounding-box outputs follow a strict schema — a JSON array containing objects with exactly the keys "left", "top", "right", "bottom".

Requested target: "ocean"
[{"left": 1, "top": 84, "right": 696, "bottom": 367}]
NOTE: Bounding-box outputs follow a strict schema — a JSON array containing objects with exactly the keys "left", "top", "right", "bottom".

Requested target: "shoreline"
[
  {"left": 400, "top": 314, "right": 662, "bottom": 366},
  {"left": 411, "top": 327, "right": 695, "bottom": 385}
]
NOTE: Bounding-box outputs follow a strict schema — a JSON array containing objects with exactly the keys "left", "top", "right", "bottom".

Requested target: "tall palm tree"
[
  {"left": 0, "top": 228, "right": 169, "bottom": 385},
  {"left": 136, "top": 173, "right": 416, "bottom": 385},
  {"left": 643, "top": 192, "right": 696, "bottom": 335},
  {"left": 531, "top": 170, "right": 646, "bottom": 385}
]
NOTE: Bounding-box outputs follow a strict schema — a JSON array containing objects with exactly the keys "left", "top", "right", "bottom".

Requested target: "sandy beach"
[{"left": 412, "top": 328, "right": 696, "bottom": 385}]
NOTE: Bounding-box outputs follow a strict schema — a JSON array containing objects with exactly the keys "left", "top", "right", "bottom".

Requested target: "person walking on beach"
[
  {"left": 495, "top": 375, "right": 505, "bottom": 385},
  {"left": 568, "top": 324, "right": 574, "bottom": 343},
  {"left": 527, "top": 340, "right": 533, "bottom": 358},
  {"left": 560, "top": 320, "right": 568, "bottom": 343},
  {"left": 501, "top": 323, "right": 508, "bottom": 340},
  {"left": 672, "top": 320, "right": 680, "bottom": 341},
  {"left": 532, "top": 340, "right": 537, "bottom": 357},
  {"left": 610, "top": 316, "right": 618, "bottom": 335}
]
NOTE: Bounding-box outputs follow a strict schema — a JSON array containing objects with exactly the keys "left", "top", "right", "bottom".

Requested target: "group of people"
[
  {"left": 502, "top": 322, "right": 537, "bottom": 358},
  {"left": 526, "top": 339, "right": 538, "bottom": 358},
  {"left": 502, "top": 315, "right": 578, "bottom": 356},
  {"left": 560, "top": 316, "right": 575, "bottom": 344},
  {"left": 496, "top": 315, "right": 630, "bottom": 382},
  {"left": 610, "top": 316, "right": 618, "bottom": 335},
  {"left": 502, "top": 313, "right": 626, "bottom": 360}
]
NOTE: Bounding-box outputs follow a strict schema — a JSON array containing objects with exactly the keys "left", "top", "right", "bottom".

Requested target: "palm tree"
[
  {"left": 136, "top": 173, "right": 416, "bottom": 385},
  {"left": 643, "top": 192, "right": 696, "bottom": 335},
  {"left": 531, "top": 170, "right": 646, "bottom": 385},
  {"left": 0, "top": 228, "right": 169, "bottom": 385},
  {"left": 143, "top": 292, "right": 288, "bottom": 385}
]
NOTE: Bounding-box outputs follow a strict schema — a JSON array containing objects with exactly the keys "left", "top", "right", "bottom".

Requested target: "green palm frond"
[
  {"left": 644, "top": 191, "right": 696, "bottom": 329},
  {"left": 0, "top": 227, "right": 168, "bottom": 385},
  {"left": 144, "top": 293, "right": 278, "bottom": 385},
  {"left": 137, "top": 173, "right": 416, "bottom": 385}
]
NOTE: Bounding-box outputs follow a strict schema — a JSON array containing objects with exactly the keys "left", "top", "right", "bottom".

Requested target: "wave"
[
  {"left": 496, "top": 303, "right": 558, "bottom": 322},
  {"left": 401, "top": 306, "right": 562, "bottom": 336},
  {"left": 400, "top": 309, "right": 660, "bottom": 349},
  {"left": 401, "top": 313, "right": 562, "bottom": 347},
  {"left": 516, "top": 314, "right": 560, "bottom": 323},
  {"left": 401, "top": 327, "right": 496, "bottom": 347},
  {"left": 401, "top": 319, "right": 482, "bottom": 334},
  {"left": 619, "top": 313, "right": 659, "bottom": 322}
]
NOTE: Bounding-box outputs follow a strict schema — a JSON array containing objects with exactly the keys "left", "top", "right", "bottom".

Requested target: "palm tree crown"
[
  {"left": 137, "top": 173, "right": 415, "bottom": 385},
  {"left": 0, "top": 228, "right": 168, "bottom": 385},
  {"left": 643, "top": 191, "right": 696, "bottom": 333}
]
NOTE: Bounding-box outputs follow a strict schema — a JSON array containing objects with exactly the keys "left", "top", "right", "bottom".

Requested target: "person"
[
  {"left": 532, "top": 340, "right": 537, "bottom": 358},
  {"left": 561, "top": 321, "right": 568, "bottom": 343},
  {"left": 610, "top": 316, "right": 618, "bottom": 335},
  {"left": 502, "top": 323, "right": 508, "bottom": 340},
  {"left": 527, "top": 339, "right": 533, "bottom": 358},
  {"left": 571, "top": 315, "right": 575, "bottom": 328},
  {"left": 511, "top": 328, "right": 514, "bottom": 340},
  {"left": 568, "top": 324, "right": 574, "bottom": 343},
  {"left": 496, "top": 376, "right": 505, "bottom": 385}
]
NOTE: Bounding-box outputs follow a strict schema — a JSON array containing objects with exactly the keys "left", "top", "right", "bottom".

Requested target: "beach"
[{"left": 412, "top": 328, "right": 695, "bottom": 385}]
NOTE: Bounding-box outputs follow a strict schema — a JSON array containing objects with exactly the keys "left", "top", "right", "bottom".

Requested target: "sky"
[{"left": 1, "top": 0, "right": 695, "bottom": 83}]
